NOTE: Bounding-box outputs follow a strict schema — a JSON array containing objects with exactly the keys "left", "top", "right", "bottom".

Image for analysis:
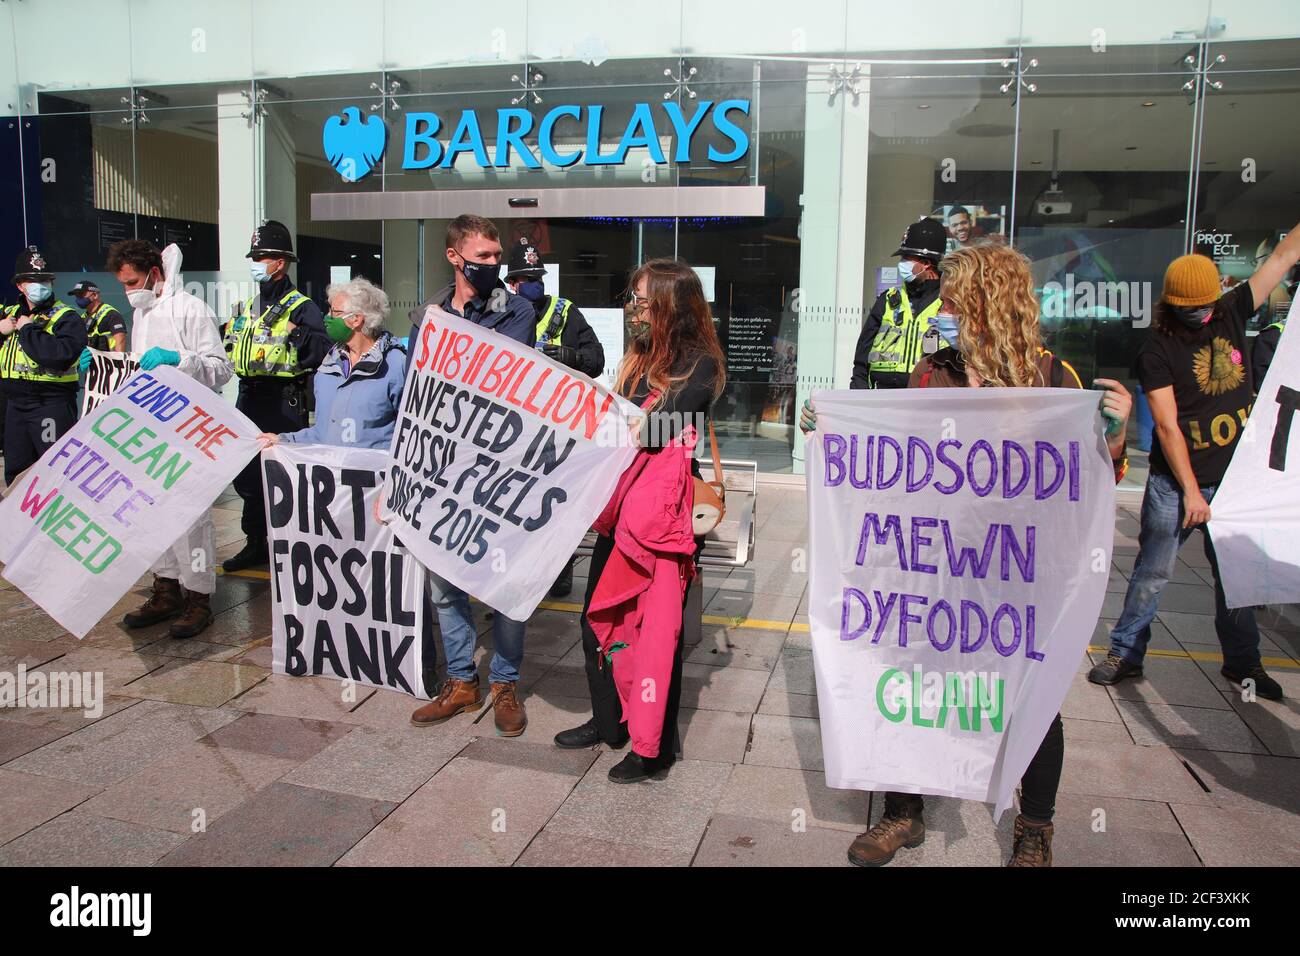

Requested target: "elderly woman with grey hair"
[{"left": 258, "top": 276, "right": 407, "bottom": 450}]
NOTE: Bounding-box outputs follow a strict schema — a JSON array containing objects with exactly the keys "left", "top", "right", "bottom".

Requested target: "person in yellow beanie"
[{"left": 1090, "top": 226, "right": 1300, "bottom": 702}]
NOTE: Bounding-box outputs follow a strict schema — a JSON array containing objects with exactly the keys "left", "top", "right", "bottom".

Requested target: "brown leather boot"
[
  {"left": 1007, "top": 815, "right": 1053, "bottom": 867},
  {"left": 123, "top": 576, "right": 184, "bottom": 628},
  {"left": 169, "top": 589, "right": 213, "bottom": 638},
  {"left": 410, "top": 676, "right": 481, "bottom": 726},
  {"left": 847, "top": 796, "right": 925, "bottom": 867},
  {"left": 490, "top": 681, "right": 527, "bottom": 737}
]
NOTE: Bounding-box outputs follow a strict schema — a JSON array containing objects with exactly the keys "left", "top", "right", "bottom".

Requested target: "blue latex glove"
[
  {"left": 139, "top": 347, "right": 180, "bottom": 370},
  {"left": 77, "top": 348, "right": 93, "bottom": 372}
]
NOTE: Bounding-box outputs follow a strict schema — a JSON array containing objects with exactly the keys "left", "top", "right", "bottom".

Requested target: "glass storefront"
[{"left": 3, "top": 1, "right": 1298, "bottom": 475}]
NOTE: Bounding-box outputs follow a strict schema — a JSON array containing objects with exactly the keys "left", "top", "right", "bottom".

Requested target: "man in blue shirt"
[{"left": 406, "top": 215, "right": 536, "bottom": 737}]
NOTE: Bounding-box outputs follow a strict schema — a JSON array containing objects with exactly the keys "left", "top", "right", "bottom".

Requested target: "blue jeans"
[
  {"left": 1108, "top": 472, "right": 1261, "bottom": 671},
  {"left": 424, "top": 574, "right": 526, "bottom": 684}
]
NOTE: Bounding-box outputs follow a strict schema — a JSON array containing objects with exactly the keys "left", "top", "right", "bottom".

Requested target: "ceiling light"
[{"left": 1141, "top": 101, "right": 1156, "bottom": 107}]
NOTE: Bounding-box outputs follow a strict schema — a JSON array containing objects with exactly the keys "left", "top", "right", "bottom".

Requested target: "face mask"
[
  {"left": 516, "top": 279, "right": 545, "bottom": 302},
  {"left": 933, "top": 311, "right": 960, "bottom": 346},
  {"left": 897, "top": 260, "right": 918, "bottom": 283},
  {"left": 457, "top": 254, "right": 501, "bottom": 298},
  {"left": 250, "top": 261, "right": 273, "bottom": 283},
  {"left": 325, "top": 315, "right": 354, "bottom": 344},
  {"left": 1172, "top": 304, "right": 1214, "bottom": 329},
  {"left": 75, "top": 296, "right": 92, "bottom": 309},
  {"left": 23, "top": 282, "right": 52, "bottom": 305}
]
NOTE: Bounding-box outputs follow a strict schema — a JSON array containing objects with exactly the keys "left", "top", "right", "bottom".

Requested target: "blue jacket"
[{"left": 281, "top": 333, "right": 407, "bottom": 449}]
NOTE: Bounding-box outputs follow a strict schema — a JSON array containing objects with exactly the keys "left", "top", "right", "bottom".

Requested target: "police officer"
[
  {"left": 69, "top": 280, "right": 127, "bottom": 352},
  {"left": 850, "top": 218, "right": 946, "bottom": 389},
  {"left": 222, "top": 220, "right": 329, "bottom": 570},
  {"left": 503, "top": 238, "right": 604, "bottom": 597},
  {"left": 0, "top": 247, "right": 87, "bottom": 485},
  {"left": 1251, "top": 265, "right": 1296, "bottom": 387}
]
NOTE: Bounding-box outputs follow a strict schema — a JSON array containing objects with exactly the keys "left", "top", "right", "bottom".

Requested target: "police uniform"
[
  {"left": 1, "top": 247, "right": 87, "bottom": 485},
  {"left": 1251, "top": 314, "right": 1286, "bottom": 388},
  {"left": 850, "top": 219, "right": 946, "bottom": 390},
  {"left": 223, "top": 221, "right": 329, "bottom": 569},
  {"left": 502, "top": 240, "right": 606, "bottom": 600},
  {"left": 503, "top": 240, "right": 605, "bottom": 379},
  {"left": 68, "top": 281, "right": 127, "bottom": 351}
]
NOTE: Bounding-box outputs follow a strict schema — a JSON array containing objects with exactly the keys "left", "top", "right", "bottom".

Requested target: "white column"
[{"left": 792, "top": 66, "right": 870, "bottom": 474}]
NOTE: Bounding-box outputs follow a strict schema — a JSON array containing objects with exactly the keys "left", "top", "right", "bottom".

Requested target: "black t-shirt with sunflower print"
[{"left": 1139, "top": 282, "right": 1255, "bottom": 486}]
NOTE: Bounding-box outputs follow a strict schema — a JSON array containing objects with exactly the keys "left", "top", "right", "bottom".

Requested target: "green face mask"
[{"left": 325, "top": 314, "right": 354, "bottom": 343}]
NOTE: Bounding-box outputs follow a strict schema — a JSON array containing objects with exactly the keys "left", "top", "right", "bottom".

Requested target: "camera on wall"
[{"left": 1036, "top": 189, "right": 1072, "bottom": 217}]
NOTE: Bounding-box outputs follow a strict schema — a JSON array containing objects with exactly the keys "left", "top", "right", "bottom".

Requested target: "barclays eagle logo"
[{"left": 322, "top": 106, "right": 387, "bottom": 182}]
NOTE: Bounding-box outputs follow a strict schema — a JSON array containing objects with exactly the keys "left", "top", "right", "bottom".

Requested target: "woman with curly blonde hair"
[{"left": 802, "top": 241, "right": 1133, "bottom": 867}]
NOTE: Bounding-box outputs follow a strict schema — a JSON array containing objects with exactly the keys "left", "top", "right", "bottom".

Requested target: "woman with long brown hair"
[
  {"left": 803, "top": 243, "right": 1132, "bottom": 866},
  {"left": 553, "top": 258, "right": 725, "bottom": 783}
]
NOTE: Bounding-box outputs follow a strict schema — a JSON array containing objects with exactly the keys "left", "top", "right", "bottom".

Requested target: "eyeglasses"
[
  {"left": 626, "top": 293, "right": 651, "bottom": 313},
  {"left": 327, "top": 309, "right": 359, "bottom": 319}
]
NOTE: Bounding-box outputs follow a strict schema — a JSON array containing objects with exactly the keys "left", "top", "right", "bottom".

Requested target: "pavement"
[{"left": 0, "top": 483, "right": 1297, "bottom": 867}]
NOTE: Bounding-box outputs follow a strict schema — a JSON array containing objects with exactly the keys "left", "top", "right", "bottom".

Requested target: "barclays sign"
[{"left": 322, "top": 99, "right": 751, "bottom": 182}]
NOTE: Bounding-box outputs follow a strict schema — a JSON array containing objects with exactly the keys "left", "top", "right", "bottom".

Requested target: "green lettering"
[{"left": 876, "top": 668, "right": 906, "bottom": 723}]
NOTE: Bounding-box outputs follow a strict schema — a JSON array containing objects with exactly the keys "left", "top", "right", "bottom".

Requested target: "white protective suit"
[{"left": 129, "top": 243, "right": 233, "bottom": 594}]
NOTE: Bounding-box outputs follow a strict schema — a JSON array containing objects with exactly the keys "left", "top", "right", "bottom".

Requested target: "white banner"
[
  {"left": 1210, "top": 298, "right": 1300, "bottom": 608},
  {"left": 264, "top": 443, "right": 432, "bottom": 699},
  {"left": 385, "top": 307, "right": 639, "bottom": 621},
  {"left": 81, "top": 349, "right": 142, "bottom": 417},
  {"left": 0, "top": 366, "right": 259, "bottom": 637},
  {"left": 807, "top": 388, "right": 1115, "bottom": 817}
]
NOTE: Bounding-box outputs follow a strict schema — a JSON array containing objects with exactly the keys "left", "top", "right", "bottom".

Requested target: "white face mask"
[
  {"left": 126, "top": 270, "right": 161, "bottom": 310},
  {"left": 897, "top": 260, "right": 922, "bottom": 283}
]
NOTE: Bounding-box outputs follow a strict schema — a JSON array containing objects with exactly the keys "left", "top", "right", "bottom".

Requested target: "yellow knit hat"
[{"left": 1162, "top": 254, "right": 1221, "bottom": 308}]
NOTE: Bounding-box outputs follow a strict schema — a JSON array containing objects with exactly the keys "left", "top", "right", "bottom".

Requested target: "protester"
[
  {"left": 258, "top": 277, "right": 405, "bottom": 451},
  {"left": 553, "top": 258, "right": 725, "bottom": 783},
  {"left": 802, "top": 243, "right": 1133, "bottom": 866},
  {"left": 110, "top": 240, "right": 233, "bottom": 638},
  {"left": 503, "top": 238, "right": 605, "bottom": 597},
  {"left": 0, "top": 247, "right": 86, "bottom": 485},
  {"left": 1089, "top": 234, "right": 1300, "bottom": 702},
  {"left": 850, "top": 219, "right": 945, "bottom": 390},
  {"left": 405, "top": 214, "right": 536, "bottom": 735}
]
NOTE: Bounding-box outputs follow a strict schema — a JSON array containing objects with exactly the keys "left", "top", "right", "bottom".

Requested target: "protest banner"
[
  {"left": 82, "top": 349, "right": 142, "bottom": 417},
  {"left": 385, "top": 306, "right": 640, "bottom": 621},
  {"left": 1210, "top": 298, "right": 1300, "bottom": 607},
  {"left": 806, "top": 387, "right": 1115, "bottom": 817},
  {"left": 0, "top": 366, "right": 258, "bottom": 638},
  {"left": 264, "top": 443, "right": 433, "bottom": 698}
]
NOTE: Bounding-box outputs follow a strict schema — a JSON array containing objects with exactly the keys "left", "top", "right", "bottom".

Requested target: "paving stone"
[
  {"left": 757, "top": 687, "right": 819, "bottom": 719},
  {"left": 24, "top": 646, "right": 169, "bottom": 696},
  {"left": 228, "top": 672, "right": 376, "bottom": 723},
  {"left": 1211, "top": 689, "right": 1300, "bottom": 759},
  {"left": 81, "top": 741, "right": 297, "bottom": 834},
  {"left": 1115, "top": 700, "right": 1268, "bottom": 754},
  {"left": 1108, "top": 656, "right": 1231, "bottom": 711},
  {"left": 693, "top": 813, "right": 857, "bottom": 866},
  {"left": 681, "top": 662, "right": 770, "bottom": 713},
  {"left": 149, "top": 638, "right": 248, "bottom": 663},
  {"left": 120, "top": 658, "right": 268, "bottom": 708},
  {"left": 721, "top": 566, "right": 809, "bottom": 599},
  {"left": 704, "top": 589, "right": 800, "bottom": 627},
  {"left": 0, "top": 694, "right": 138, "bottom": 732},
  {"left": 542, "top": 751, "right": 731, "bottom": 854},
  {"left": 1063, "top": 659, "right": 1124, "bottom": 723},
  {"left": 685, "top": 626, "right": 784, "bottom": 672},
  {"left": 0, "top": 810, "right": 186, "bottom": 866},
  {"left": 201, "top": 712, "right": 356, "bottom": 762},
  {"left": 1062, "top": 717, "right": 1133, "bottom": 744},
  {"left": 157, "top": 782, "right": 395, "bottom": 866},
  {"left": 4, "top": 700, "right": 243, "bottom": 787},
  {"left": 465, "top": 691, "right": 597, "bottom": 747},
  {"left": 765, "top": 646, "right": 817, "bottom": 696},
  {"left": 1171, "top": 803, "right": 1300, "bottom": 867},
  {"left": 0, "top": 639, "right": 69, "bottom": 669},
  {"left": 1048, "top": 793, "right": 1200, "bottom": 866},
  {"left": 1174, "top": 748, "right": 1300, "bottom": 815},
  {"left": 516, "top": 829, "right": 692, "bottom": 866},
  {"left": 284, "top": 725, "right": 470, "bottom": 803},
  {"left": 715, "top": 763, "right": 868, "bottom": 833},
  {"left": 0, "top": 719, "right": 73, "bottom": 765},
  {"left": 744, "top": 713, "right": 824, "bottom": 772},
  {"left": 0, "top": 770, "right": 101, "bottom": 845},
  {"left": 679, "top": 708, "right": 751, "bottom": 764},
  {"left": 1059, "top": 739, "right": 1215, "bottom": 804},
  {"left": 337, "top": 748, "right": 582, "bottom": 866}
]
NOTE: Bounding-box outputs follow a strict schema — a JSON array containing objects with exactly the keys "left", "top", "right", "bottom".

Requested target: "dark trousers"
[
  {"left": 885, "top": 713, "right": 1066, "bottom": 822},
  {"left": 579, "top": 533, "right": 694, "bottom": 756},
  {"left": 4, "top": 394, "right": 76, "bottom": 485},
  {"left": 233, "top": 379, "right": 308, "bottom": 542}
]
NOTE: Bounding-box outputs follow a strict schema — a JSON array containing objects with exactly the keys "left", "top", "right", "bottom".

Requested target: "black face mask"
[
  {"left": 458, "top": 255, "right": 500, "bottom": 298},
  {"left": 1172, "top": 303, "right": 1214, "bottom": 330}
]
